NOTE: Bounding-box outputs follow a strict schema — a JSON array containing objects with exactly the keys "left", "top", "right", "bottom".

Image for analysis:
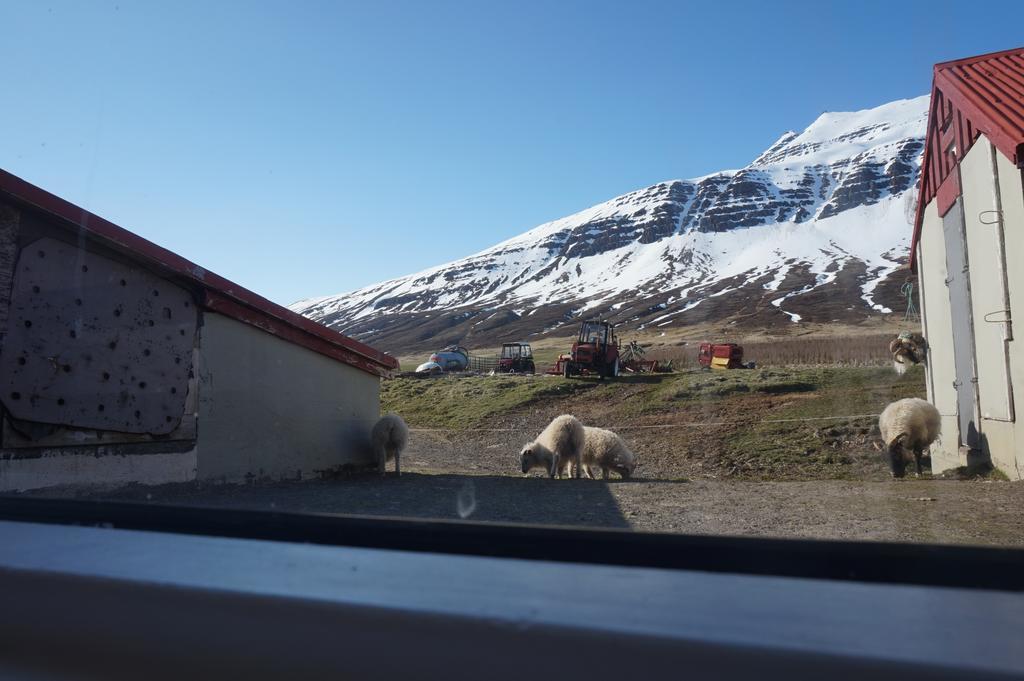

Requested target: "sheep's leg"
[
  {"left": 394, "top": 446, "right": 401, "bottom": 477},
  {"left": 602, "top": 467, "right": 610, "bottom": 481},
  {"left": 913, "top": 448, "right": 923, "bottom": 477},
  {"left": 574, "top": 453, "right": 581, "bottom": 479},
  {"left": 550, "top": 453, "right": 559, "bottom": 479},
  {"left": 376, "top": 445, "right": 387, "bottom": 477}
]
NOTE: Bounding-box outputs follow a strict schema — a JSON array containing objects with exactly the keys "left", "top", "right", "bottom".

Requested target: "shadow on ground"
[{"left": 89, "top": 473, "right": 633, "bottom": 529}]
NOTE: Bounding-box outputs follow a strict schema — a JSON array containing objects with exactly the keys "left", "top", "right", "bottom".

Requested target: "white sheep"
[
  {"left": 371, "top": 413, "right": 409, "bottom": 477},
  {"left": 577, "top": 426, "right": 637, "bottom": 480},
  {"left": 878, "top": 398, "right": 941, "bottom": 478},
  {"left": 520, "top": 414, "right": 585, "bottom": 479}
]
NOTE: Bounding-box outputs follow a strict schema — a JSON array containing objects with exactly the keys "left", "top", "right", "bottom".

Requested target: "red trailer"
[{"left": 698, "top": 343, "right": 744, "bottom": 370}]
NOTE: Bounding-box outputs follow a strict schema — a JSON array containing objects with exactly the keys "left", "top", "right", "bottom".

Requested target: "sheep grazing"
[
  {"left": 579, "top": 426, "right": 637, "bottom": 480},
  {"left": 520, "top": 414, "right": 585, "bottom": 479},
  {"left": 371, "top": 413, "right": 409, "bottom": 477},
  {"left": 878, "top": 398, "right": 941, "bottom": 478},
  {"left": 889, "top": 332, "right": 928, "bottom": 375}
]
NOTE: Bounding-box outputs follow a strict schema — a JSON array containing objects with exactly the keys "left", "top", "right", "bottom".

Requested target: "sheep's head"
[
  {"left": 520, "top": 445, "right": 536, "bottom": 474},
  {"left": 613, "top": 458, "right": 636, "bottom": 480},
  {"left": 887, "top": 440, "right": 909, "bottom": 478}
]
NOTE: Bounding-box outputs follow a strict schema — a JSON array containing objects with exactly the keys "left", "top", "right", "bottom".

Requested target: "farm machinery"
[
  {"left": 698, "top": 342, "right": 746, "bottom": 370},
  {"left": 418, "top": 345, "right": 500, "bottom": 374},
  {"left": 619, "top": 340, "right": 674, "bottom": 373},
  {"left": 546, "top": 320, "right": 621, "bottom": 379},
  {"left": 427, "top": 345, "right": 471, "bottom": 371},
  {"left": 498, "top": 342, "right": 536, "bottom": 374},
  {"left": 415, "top": 342, "right": 535, "bottom": 375}
]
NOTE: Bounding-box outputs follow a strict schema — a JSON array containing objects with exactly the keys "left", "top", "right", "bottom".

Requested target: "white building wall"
[
  {"left": 959, "top": 140, "right": 1019, "bottom": 478},
  {"left": 195, "top": 313, "right": 380, "bottom": 483},
  {"left": 917, "top": 200, "right": 962, "bottom": 472},
  {"left": 920, "top": 136, "right": 1024, "bottom": 479},
  {"left": 994, "top": 148, "right": 1024, "bottom": 479}
]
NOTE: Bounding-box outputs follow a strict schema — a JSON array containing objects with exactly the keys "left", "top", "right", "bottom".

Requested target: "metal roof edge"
[
  {"left": 910, "top": 78, "right": 941, "bottom": 271},
  {"left": 932, "top": 46, "right": 1024, "bottom": 72}
]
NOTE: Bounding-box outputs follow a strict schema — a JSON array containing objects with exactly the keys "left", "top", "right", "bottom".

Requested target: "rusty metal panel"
[
  {"left": 0, "top": 202, "right": 17, "bottom": 339},
  {"left": 0, "top": 238, "right": 198, "bottom": 434}
]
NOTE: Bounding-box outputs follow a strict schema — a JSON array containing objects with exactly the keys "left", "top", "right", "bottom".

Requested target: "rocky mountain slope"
[{"left": 292, "top": 96, "right": 928, "bottom": 354}]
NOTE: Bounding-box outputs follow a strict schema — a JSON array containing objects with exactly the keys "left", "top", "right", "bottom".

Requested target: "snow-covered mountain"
[{"left": 293, "top": 96, "right": 928, "bottom": 353}]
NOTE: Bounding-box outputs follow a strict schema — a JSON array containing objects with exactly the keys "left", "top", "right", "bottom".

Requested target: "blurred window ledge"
[{"left": 0, "top": 518, "right": 1022, "bottom": 680}]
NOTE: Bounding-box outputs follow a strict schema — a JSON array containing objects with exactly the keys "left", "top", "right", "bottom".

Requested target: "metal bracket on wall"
[
  {"left": 978, "top": 210, "right": 1003, "bottom": 225},
  {"left": 982, "top": 309, "right": 1011, "bottom": 324}
]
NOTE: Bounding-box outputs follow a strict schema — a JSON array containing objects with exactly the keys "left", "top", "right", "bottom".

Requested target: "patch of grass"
[
  {"left": 607, "top": 365, "right": 922, "bottom": 418},
  {"left": 755, "top": 381, "right": 816, "bottom": 394},
  {"left": 718, "top": 365, "right": 926, "bottom": 477},
  {"left": 528, "top": 346, "right": 564, "bottom": 372},
  {"left": 381, "top": 374, "right": 597, "bottom": 430}
]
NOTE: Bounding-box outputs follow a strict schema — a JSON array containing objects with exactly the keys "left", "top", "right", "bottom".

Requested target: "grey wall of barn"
[{"left": 195, "top": 312, "right": 380, "bottom": 482}]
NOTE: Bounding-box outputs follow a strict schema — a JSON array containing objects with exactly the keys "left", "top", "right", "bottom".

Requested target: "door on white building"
[
  {"left": 942, "top": 197, "right": 981, "bottom": 450},
  {"left": 942, "top": 197, "right": 983, "bottom": 450}
]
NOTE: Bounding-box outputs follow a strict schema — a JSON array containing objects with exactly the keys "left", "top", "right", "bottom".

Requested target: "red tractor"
[
  {"left": 497, "top": 342, "right": 536, "bottom": 374},
  {"left": 698, "top": 342, "right": 745, "bottom": 370},
  {"left": 548, "top": 320, "right": 620, "bottom": 379}
]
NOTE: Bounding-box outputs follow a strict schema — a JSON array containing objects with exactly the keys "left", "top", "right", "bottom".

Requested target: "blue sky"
[{"left": 3, "top": 1, "right": 1023, "bottom": 306}]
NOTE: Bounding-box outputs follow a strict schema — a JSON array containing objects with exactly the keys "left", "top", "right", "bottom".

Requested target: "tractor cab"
[
  {"left": 498, "top": 342, "right": 536, "bottom": 374},
  {"left": 578, "top": 320, "right": 611, "bottom": 346}
]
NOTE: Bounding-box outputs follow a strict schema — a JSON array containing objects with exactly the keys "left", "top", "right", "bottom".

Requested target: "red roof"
[
  {"left": 910, "top": 47, "right": 1024, "bottom": 266},
  {"left": 0, "top": 169, "right": 398, "bottom": 377}
]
